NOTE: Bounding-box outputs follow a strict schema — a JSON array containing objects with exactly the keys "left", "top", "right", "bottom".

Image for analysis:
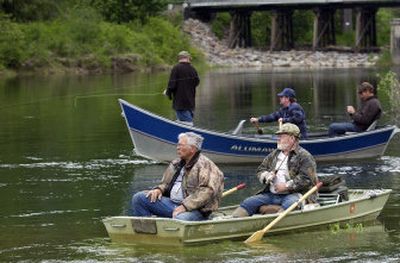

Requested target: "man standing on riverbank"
[
  {"left": 165, "top": 51, "right": 200, "bottom": 126},
  {"left": 328, "top": 82, "right": 382, "bottom": 136},
  {"left": 250, "top": 87, "right": 308, "bottom": 138},
  {"left": 130, "top": 132, "right": 224, "bottom": 221}
]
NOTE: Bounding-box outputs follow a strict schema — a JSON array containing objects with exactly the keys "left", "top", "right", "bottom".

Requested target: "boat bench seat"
[
  {"left": 345, "top": 120, "right": 378, "bottom": 135},
  {"left": 317, "top": 193, "right": 341, "bottom": 206}
]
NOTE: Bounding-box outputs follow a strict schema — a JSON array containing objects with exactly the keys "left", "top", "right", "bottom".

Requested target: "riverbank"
[
  {"left": 0, "top": 17, "right": 382, "bottom": 78},
  {"left": 183, "top": 19, "right": 379, "bottom": 68}
]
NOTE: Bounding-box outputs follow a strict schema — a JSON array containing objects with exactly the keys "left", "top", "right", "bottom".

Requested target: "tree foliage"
[
  {"left": 0, "top": 0, "right": 169, "bottom": 23},
  {"left": 87, "top": 0, "right": 168, "bottom": 24},
  {"left": 0, "top": 0, "right": 67, "bottom": 21}
]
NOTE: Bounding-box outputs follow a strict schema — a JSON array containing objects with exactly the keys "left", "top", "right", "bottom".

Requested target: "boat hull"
[
  {"left": 103, "top": 189, "right": 391, "bottom": 245},
  {"left": 119, "top": 99, "right": 399, "bottom": 163}
]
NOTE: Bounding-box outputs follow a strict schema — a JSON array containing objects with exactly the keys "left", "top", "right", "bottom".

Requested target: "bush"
[
  {"left": 211, "top": 12, "right": 231, "bottom": 40},
  {"left": 142, "top": 17, "right": 192, "bottom": 65},
  {"left": 0, "top": 14, "right": 26, "bottom": 68},
  {"left": 0, "top": 8, "right": 203, "bottom": 72},
  {"left": 251, "top": 12, "right": 271, "bottom": 48}
]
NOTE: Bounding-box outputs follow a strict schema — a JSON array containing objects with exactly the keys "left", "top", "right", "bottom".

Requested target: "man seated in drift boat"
[
  {"left": 130, "top": 132, "right": 224, "bottom": 221},
  {"left": 232, "top": 123, "right": 318, "bottom": 217},
  {"left": 250, "top": 87, "right": 308, "bottom": 138},
  {"left": 328, "top": 82, "right": 382, "bottom": 137}
]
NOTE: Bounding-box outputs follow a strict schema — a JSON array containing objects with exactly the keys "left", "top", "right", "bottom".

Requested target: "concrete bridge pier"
[
  {"left": 391, "top": 19, "right": 400, "bottom": 65},
  {"left": 313, "top": 8, "right": 336, "bottom": 50},
  {"left": 355, "top": 7, "right": 378, "bottom": 52},
  {"left": 270, "top": 9, "right": 294, "bottom": 51},
  {"left": 228, "top": 10, "right": 252, "bottom": 48}
]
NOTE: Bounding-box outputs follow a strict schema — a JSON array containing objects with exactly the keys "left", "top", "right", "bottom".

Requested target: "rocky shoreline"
[{"left": 183, "top": 19, "right": 379, "bottom": 68}]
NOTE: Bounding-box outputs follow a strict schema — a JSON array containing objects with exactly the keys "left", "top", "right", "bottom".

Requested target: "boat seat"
[
  {"left": 232, "top": 119, "right": 246, "bottom": 135},
  {"left": 366, "top": 120, "right": 378, "bottom": 131},
  {"left": 317, "top": 193, "right": 341, "bottom": 206},
  {"left": 345, "top": 119, "right": 378, "bottom": 135}
]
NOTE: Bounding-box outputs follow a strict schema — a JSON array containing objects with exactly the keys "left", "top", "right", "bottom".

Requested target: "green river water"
[{"left": 0, "top": 67, "right": 399, "bottom": 262}]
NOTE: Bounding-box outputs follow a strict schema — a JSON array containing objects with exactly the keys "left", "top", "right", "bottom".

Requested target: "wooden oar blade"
[{"left": 244, "top": 229, "right": 265, "bottom": 243}]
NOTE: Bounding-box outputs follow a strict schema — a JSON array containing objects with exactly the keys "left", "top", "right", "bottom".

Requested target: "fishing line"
[
  {"left": 73, "top": 92, "right": 163, "bottom": 107},
  {"left": 72, "top": 75, "right": 200, "bottom": 107},
  {"left": 0, "top": 74, "right": 199, "bottom": 110}
]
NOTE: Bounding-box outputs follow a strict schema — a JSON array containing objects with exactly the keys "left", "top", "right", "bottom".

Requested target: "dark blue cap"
[{"left": 277, "top": 87, "right": 296, "bottom": 98}]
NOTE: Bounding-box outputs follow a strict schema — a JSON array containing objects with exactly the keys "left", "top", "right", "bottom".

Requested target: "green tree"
[
  {"left": 0, "top": 0, "right": 67, "bottom": 21},
  {"left": 0, "top": 13, "right": 26, "bottom": 67},
  {"left": 89, "top": 0, "right": 168, "bottom": 24}
]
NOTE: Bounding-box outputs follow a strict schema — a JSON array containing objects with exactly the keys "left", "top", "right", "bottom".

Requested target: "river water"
[{"left": 1, "top": 67, "right": 399, "bottom": 262}]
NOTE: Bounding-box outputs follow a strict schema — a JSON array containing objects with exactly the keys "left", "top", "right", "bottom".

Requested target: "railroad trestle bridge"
[{"left": 184, "top": 0, "right": 400, "bottom": 51}]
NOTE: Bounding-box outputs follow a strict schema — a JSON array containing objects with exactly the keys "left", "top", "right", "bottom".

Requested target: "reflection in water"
[{"left": 1, "top": 67, "right": 400, "bottom": 262}]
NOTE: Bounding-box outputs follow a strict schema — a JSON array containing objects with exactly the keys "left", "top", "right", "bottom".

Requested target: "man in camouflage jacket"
[
  {"left": 232, "top": 123, "right": 317, "bottom": 217},
  {"left": 131, "top": 132, "right": 224, "bottom": 221}
]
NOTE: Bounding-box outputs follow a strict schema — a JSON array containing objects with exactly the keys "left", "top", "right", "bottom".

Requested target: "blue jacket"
[{"left": 258, "top": 102, "right": 308, "bottom": 138}]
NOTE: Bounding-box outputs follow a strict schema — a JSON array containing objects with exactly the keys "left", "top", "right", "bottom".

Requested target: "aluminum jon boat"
[
  {"left": 103, "top": 188, "right": 391, "bottom": 246},
  {"left": 119, "top": 99, "right": 399, "bottom": 163}
]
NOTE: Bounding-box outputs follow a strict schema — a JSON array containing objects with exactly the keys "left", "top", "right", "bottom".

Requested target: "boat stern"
[{"left": 102, "top": 216, "right": 186, "bottom": 245}]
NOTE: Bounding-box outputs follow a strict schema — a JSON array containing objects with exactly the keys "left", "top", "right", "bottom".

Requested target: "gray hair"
[{"left": 178, "top": 132, "right": 204, "bottom": 150}]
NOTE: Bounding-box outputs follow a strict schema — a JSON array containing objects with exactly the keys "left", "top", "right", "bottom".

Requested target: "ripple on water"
[
  {"left": 7, "top": 208, "right": 100, "bottom": 218},
  {"left": 0, "top": 158, "right": 157, "bottom": 170}
]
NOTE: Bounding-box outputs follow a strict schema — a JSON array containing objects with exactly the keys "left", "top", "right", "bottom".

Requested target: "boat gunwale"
[
  {"left": 127, "top": 125, "right": 392, "bottom": 161},
  {"left": 103, "top": 188, "right": 392, "bottom": 226}
]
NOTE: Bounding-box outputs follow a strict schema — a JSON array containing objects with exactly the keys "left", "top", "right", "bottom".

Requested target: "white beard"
[{"left": 277, "top": 142, "right": 290, "bottom": 151}]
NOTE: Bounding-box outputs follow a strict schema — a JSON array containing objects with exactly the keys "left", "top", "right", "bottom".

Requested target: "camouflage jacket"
[
  {"left": 156, "top": 152, "right": 224, "bottom": 215},
  {"left": 257, "top": 145, "right": 318, "bottom": 202}
]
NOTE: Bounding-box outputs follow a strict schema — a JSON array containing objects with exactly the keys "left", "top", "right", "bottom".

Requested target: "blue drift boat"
[{"left": 119, "top": 99, "right": 399, "bottom": 163}]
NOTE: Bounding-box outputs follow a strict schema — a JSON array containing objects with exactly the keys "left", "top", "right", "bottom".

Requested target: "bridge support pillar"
[
  {"left": 270, "top": 9, "right": 294, "bottom": 51},
  {"left": 391, "top": 19, "right": 400, "bottom": 65},
  {"left": 355, "top": 7, "right": 378, "bottom": 52},
  {"left": 312, "top": 8, "right": 336, "bottom": 50},
  {"left": 228, "top": 10, "right": 252, "bottom": 49}
]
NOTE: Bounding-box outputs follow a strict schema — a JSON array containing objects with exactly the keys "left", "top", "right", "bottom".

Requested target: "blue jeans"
[
  {"left": 176, "top": 110, "right": 194, "bottom": 122},
  {"left": 328, "top": 122, "right": 362, "bottom": 137},
  {"left": 130, "top": 191, "right": 208, "bottom": 221},
  {"left": 239, "top": 192, "right": 300, "bottom": 216}
]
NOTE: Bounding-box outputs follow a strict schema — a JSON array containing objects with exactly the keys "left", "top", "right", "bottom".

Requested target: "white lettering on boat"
[{"left": 230, "top": 145, "right": 274, "bottom": 153}]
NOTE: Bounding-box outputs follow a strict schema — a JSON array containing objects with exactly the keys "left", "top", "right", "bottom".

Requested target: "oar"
[
  {"left": 222, "top": 183, "right": 246, "bottom": 198},
  {"left": 244, "top": 181, "right": 323, "bottom": 244}
]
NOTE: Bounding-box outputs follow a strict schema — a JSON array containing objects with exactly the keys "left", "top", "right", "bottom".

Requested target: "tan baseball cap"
[
  {"left": 275, "top": 123, "right": 300, "bottom": 138},
  {"left": 178, "top": 50, "right": 191, "bottom": 58}
]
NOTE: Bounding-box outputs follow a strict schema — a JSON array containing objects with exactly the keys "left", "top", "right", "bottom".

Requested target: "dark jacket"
[
  {"left": 351, "top": 96, "right": 382, "bottom": 130},
  {"left": 256, "top": 146, "right": 318, "bottom": 203},
  {"left": 166, "top": 62, "right": 200, "bottom": 111},
  {"left": 258, "top": 102, "right": 308, "bottom": 138},
  {"left": 156, "top": 152, "right": 224, "bottom": 215}
]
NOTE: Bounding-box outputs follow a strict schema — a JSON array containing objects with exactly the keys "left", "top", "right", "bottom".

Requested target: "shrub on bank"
[{"left": 0, "top": 9, "right": 201, "bottom": 73}]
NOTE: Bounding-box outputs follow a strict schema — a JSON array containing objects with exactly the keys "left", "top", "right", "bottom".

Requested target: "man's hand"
[
  {"left": 274, "top": 182, "right": 288, "bottom": 193},
  {"left": 347, "top": 105, "right": 355, "bottom": 114},
  {"left": 146, "top": 189, "right": 162, "bottom": 203},
  {"left": 172, "top": 205, "right": 186, "bottom": 218},
  {"left": 250, "top": 117, "right": 259, "bottom": 124},
  {"left": 259, "top": 171, "right": 274, "bottom": 184}
]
